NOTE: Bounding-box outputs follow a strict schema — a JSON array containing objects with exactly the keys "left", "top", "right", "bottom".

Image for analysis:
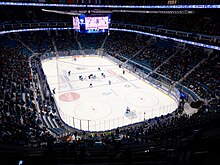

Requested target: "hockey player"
[{"left": 68, "top": 71, "right": 71, "bottom": 76}]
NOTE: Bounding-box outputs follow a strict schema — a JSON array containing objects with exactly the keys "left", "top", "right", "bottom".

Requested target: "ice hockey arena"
[{"left": 0, "top": 1, "right": 219, "bottom": 165}]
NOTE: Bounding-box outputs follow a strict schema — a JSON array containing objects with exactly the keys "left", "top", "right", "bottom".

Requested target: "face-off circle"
[
  {"left": 74, "top": 100, "right": 112, "bottom": 120},
  {"left": 125, "top": 91, "right": 159, "bottom": 108},
  {"left": 59, "top": 92, "right": 80, "bottom": 102}
]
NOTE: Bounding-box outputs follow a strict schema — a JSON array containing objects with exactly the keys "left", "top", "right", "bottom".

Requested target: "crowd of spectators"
[
  {"left": 13, "top": 30, "right": 107, "bottom": 56},
  {"left": 31, "top": 54, "right": 66, "bottom": 136},
  {"left": 156, "top": 45, "right": 207, "bottom": 81},
  {"left": 17, "top": 31, "right": 54, "bottom": 54},
  {"left": 0, "top": 3, "right": 219, "bottom": 164},
  {"left": 0, "top": 46, "right": 55, "bottom": 146},
  {"left": 0, "top": 6, "right": 71, "bottom": 25},
  {"left": 104, "top": 32, "right": 206, "bottom": 82},
  {"left": 53, "top": 30, "right": 79, "bottom": 51},
  {"left": 182, "top": 52, "right": 220, "bottom": 100},
  {"left": 0, "top": 5, "right": 219, "bottom": 43},
  {"left": 104, "top": 31, "right": 218, "bottom": 105},
  {"left": 104, "top": 31, "right": 150, "bottom": 59},
  {"left": 77, "top": 33, "right": 107, "bottom": 50},
  {"left": 28, "top": 101, "right": 219, "bottom": 164},
  {"left": 131, "top": 39, "right": 177, "bottom": 70},
  {"left": 0, "top": 30, "right": 219, "bottom": 165},
  {"left": 113, "top": 10, "right": 220, "bottom": 36},
  {"left": 104, "top": 33, "right": 179, "bottom": 73}
]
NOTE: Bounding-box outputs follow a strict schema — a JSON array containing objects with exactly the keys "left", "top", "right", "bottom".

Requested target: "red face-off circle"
[{"left": 59, "top": 92, "right": 80, "bottom": 102}]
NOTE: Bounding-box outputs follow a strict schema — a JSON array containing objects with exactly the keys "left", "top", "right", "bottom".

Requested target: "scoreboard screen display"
[
  {"left": 73, "top": 14, "right": 111, "bottom": 33},
  {"left": 85, "top": 16, "right": 109, "bottom": 30}
]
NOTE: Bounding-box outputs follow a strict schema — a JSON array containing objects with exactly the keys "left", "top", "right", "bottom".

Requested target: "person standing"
[{"left": 52, "top": 88, "right": 56, "bottom": 94}]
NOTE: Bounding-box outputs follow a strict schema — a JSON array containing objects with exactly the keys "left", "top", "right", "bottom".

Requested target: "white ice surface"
[{"left": 42, "top": 56, "right": 178, "bottom": 131}]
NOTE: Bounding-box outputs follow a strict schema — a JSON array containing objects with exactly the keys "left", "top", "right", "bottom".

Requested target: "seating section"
[
  {"left": 18, "top": 31, "right": 54, "bottom": 54},
  {"left": 156, "top": 46, "right": 207, "bottom": 81},
  {"left": 52, "top": 30, "right": 79, "bottom": 51},
  {"left": 77, "top": 33, "right": 107, "bottom": 50},
  {"left": 132, "top": 41, "right": 176, "bottom": 70},
  {"left": 104, "top": 31, "right": 150, "bottom": 61},
  {"left": 182, "top": 53, "right": 220, "bottom": 100},
  {"left": 31, "top": 55, "right": 67, "bottom": 136},
  {"left": 0, "top": 46, "right": 54, "bottom": 146},
  {"left": 114, "top": 10, "right": 220, "bottom": 36}
]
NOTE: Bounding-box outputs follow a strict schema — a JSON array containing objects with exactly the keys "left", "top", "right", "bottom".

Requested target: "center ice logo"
[{"left": 59, "top": 92, "right": 80, "bottom": 102}]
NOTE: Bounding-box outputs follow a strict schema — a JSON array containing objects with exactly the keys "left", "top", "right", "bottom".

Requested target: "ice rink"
[{"left": 42, "top": 55, "right": 179, "bottom": 131}]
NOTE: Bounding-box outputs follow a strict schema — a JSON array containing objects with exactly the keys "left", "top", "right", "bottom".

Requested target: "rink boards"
[{"left": 41, "top": 55, "right": 179, "bottom": 131}]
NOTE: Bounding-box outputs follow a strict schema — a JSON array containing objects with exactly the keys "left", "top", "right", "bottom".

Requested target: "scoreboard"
[{"left": 73, "top": 14, "right": 111, "bottom": 33}]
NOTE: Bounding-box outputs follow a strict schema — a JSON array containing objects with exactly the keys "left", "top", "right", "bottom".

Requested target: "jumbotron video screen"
[{"left": 73, "top": 14, "right": 111, "bottom": 33}]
